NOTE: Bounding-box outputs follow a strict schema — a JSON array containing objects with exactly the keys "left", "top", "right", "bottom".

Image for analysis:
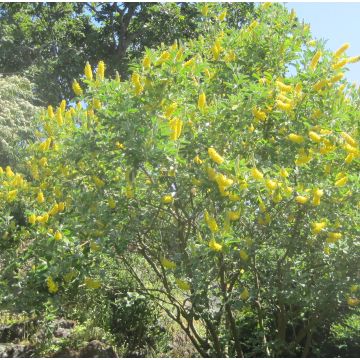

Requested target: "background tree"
[
  {"left": 0, "top": 2, "right": 254, "bottom": 105},
  {"left": 0, "top": 75, "right": 39, "bottom": 168}
]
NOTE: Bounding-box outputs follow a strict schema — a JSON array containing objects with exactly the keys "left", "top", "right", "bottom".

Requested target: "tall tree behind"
[
  {"left": 0, "top": 76, "right": 39, "bottom": 168},
  {"left": 0, "top": 2, "right": 254, "bottom": 105}
]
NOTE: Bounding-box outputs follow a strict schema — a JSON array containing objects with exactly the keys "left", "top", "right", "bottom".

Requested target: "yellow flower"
[
  {"left": 93, "top": 98, "right": 101, "bottom": 110},
  {"left": 228, "top": 211, "right": 240, "bottom": 221},
  {"left": 160, "top": 257, "right": 176, "bottom": 270},
  {"left": 47, "top": 276, "right": 58, "bottom": 294},
  {"left": 295, "top": 195, "right": 308, "bottom": 204},
  {"left": 205, "top": 211, "right": 219, "bottom": 233},
  {"left": 201, "top": 4, "right": 209, "bottom": 16},
  {"left": 347, "top": 297, "right": 360, "bottom": 307},
  {"left": 72, "top": 80, "right": 83, "bottom": 96},
  {"left": 335, "top": 176, "right": 348, "bottom": 187},
  {"left": 85, "top": 277, "right": 101, "bottom": 289},
  {"left": 198, "top": 92, "right": 206, "bottom": 111},
  {"left": 169, "top": 117, "right": 183, "bottom": 141},
  {"left": 96, "top": 60, "right": 105, "bottom": 81},
  {"left": 36, "top": 213, "right": 49, "bottom": 224},
  {"left": 93, "top": 176, "right": 105, "bottom": 188},
  {"left": 310, "top": 50, "right": 322, "bottom": 70},
  {"left": 207, "top": 166, "right": 217, "bottom": 180},
  {"left": 193, "top": 155, "right": 203, "bottom": 165},
  {"left": 240, "top": 250, "right": 249, "bottom": 262},
  {"left": 218, "top": 10, "right": 227, "bottom": 21},
  {"left": 326, "top": 232, "right": 342, "bottom": 243},
  {"left": 240, "top": 288, "right": 249, "bottom": 300},
  {"left": 60, "top": 99, "right": 66, "bottom": 112},
  {"left": 58, "top": 202, "right": 65, "bottom": 212},
  {"left": 347, "top": 55, "right": 360, "bottom": 63},
  {"left": 164, "top": 102, "right": 178, "bottom": 118},
  {"left": 28, "top": 214, "right": 36, "bottom": 225},
  {"left": 334, "top": 43, "right": 350, "bottom": 58},
  {"left": 143, "top": 55, "right": 151, "bottom": 69},
  {"left": 252, "top": 107, "right": 267, "bottom": 121},
  {"left": 7, "top": 190, "right": 18, "bottom": 202},
  {"left": 54, "top": 231, "right": 62, "bottom": 241},
  {"left": 311, "top": 221, "right": 326, "bottom": 234},
  {"left": 251, "top": 168, "right": 263, "bottom": 181},
  {"left": 312, "top": 189, "right": 324, "bottom": 206},
  {"left": 329, "top": 73, "right": 344, "bottom": 83},
  {"left": 183, "top": 56, "right": 196, "bottom": 68},
  {"left": 162, "top": 194, "right": 173, "bottom": 204},
  {"left": 288, "top": 133, "right": 304, "bottom": 144},
  {"left": 49, "top": 204, "right": 59, "bottom": 216},
  {"left": 156, "top": 51, "right": 171, "bottom": 65},
  {"left": 84, "top": 61, "right": 93, "bottom": 80},
  {"left": 332, "top": 58, "right": 348, "bottom": 70},
  {"left": 276, "top": 100, "right": 292, "bottom": 112},
  {"left": 341, "top": 132, "right": 357, "bottom": 147},
  {"left": 56, "top": 108, "right": 63, "bottom": 126},
  {"left": 265, "top": 179, "right": 278, "bottom": 191},
  {"left": 209, "top": 238, "right": 223, "bottom": 252},
  {"left": 175, "top": 278, "right": 191, "bottom": 291},
  {"left": 6, "top": 166, "right": 14, "bottom": 177},
  {"left": 276, "top": 80, "right": 292, "bottom": 92},
  {"left": 208, "top": 147, "right": 224, "bottom": 165},
  {"left": 345, "top": 153, "right": 355, "bottom": 164},
  {"left": 37, "top": 191, "right": 45, "bottom": 204},
  {"left": 280, "top": 168, "right": 289, "bottom": 178},
  {"left": 309, "top": 131, "right": 321, "bottom": 142}
]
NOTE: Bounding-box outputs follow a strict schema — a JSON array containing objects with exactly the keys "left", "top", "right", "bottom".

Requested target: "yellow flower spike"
[
  {"left": 280, "top": 168, "right": 289, "bottom": 178},
  {"left": 347, "top": 297, "right": 360, "bottom": 307},
  {"left": 47, "top": 105, "right": 55, "bottom": 119},
  {"left": 160, "top": 257, "right": 176, "bottom": 270},
  {"left": 240, "top": 288, "right": 250, "bottom": 301},
  {"left": 309, "top": 131, "right": 321, "bottom": 142},
  {"left": 311, "top": 221, "right": 326, "bottom": 234},
  {"left": 265, "top": 179, "right": 278, "bottom": 191},
  {"left": 252, "top": 107, "right": 267, "bottom": 121},
  {"left": 175, "top": 278, "right": 191, "bottom": 291},
  {"left": 5, "top": 166, "right": 14, "bottom": 177},
  {"left": 193, "top": 155, "right": 203, "bottom": 165},
  {"left": 162, "top": 194, "right": 173, "bottom": 204},
  {"left": 240, "top": 250, "right": 249, "bottom": 262},
  {"left": 205, "top": 211, "right": 219, "bottom": 233},
  {"left": 341, "top": 132, "right": 357, "bottom": 147},
  {"left": 49, "top": 204, "right": 59, "bottom": 216},
  {"left": 326, "top": 232, "right": 342, "bottom": 243},
  {"left": 276, "top": 80, "right": 292, "bottom": 92},
  {"left": 343, "top": 143, "right": 359, "bottom": 155},
  {"left": 198, "top": 92, "right": 207, "bottom": 112},
  {"left": 228, "top": 211, "right": 240, "bottom": 221},
  {"left": 169, "top": 117, "right": 183, "bottom": 141},
  {"left": 85, "top": 278, "right": 101, "bottom": 289},
  {"left": 164, "top": 102, "right": 178, "bottom": 118},
  {"left": 310, "top": 50, "right": 322, "bottom": 71},
  {"left": 54, "top": 231, "right": 62, "bottom": 241},
  {"left": 208, "top": 147, "right": 224, "bottom": 165},
  {"left": 72, "top": 80, "right": 83, "bottom": 96},
  {"left": 93, "top": 176, "right": 105, "bottom": 188},
  {"left": 108, "top": 197, "right": 116, "bottom": 209},
  {"left": 156, "top": 51, "right": 171, "bottom": 65},
  {"left": 313, "top": 79, "right": 328, "bottom": 91},
  {"left": 288, "top": 133, "right": 304, "bottom": 144},
  {"left": 37, "top": 191, "right": 45, "bottom": 204},
  {"left": 96, "top": 60, "right": 105, "bottom": 81},
  {"left": 335, "top": 176, "right": 348, "bottom": 187},
  {"left": 332, "top": 58, "right": 348, "bottom": 70},
  {"left": 334, "top": 43, "right": 350, "bottom": 58},
  {"left": 218, "top": 10, "right": 227, "bottom": 21},
  {"left": 143, "top": 55, "right": 151, "bottom": 69},
  {"left": 207, "top": 167, "right": 217, "bottom": 181},
  {"left": 183, "top": 56, "right": 196, "bottom": 68},
  {"left": 47, "top": 276, "right": 58, "bottom": 294},
  {"left": 7, "top": 190, "right": 18, "bottom": 202},
  {"left": 209, "top": 238, "right": 223, "bottom": 252},
  {"left": 251, "top": 168, "right": 263, "bottom": 181},
  {"left": 28, "top": 214, "right": 36, "bottom": 225},
  {"left": 60, "top": 99, "right": 66, "bottom": 113},
  {"left": 56, "top": 109, "right": 63, "bottom": 126},
  {"left": 329, "top": 73, "right": 344, "bottom": 83},
  {"left": 84, "top": 61, "right": 93, "bottom": 80},
  {"left": 345, "top": 153, "right": 355, "bottom": 164},
  {"left": 347, "top": 55, "right": 360, "bottom": 63},
  {"left": 295, "top": 195, "right": 308, "bottom": 204},
  {"left": 201, "top": 4, "right": 209, "bottom": 16},
  {"left": 93, "top": 98, "right": 101, "bottom": 110}
]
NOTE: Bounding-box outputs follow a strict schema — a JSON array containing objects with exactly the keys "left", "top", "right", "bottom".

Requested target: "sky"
[{"left": 284, "top": 2, "right": 360, "bottom": 85}]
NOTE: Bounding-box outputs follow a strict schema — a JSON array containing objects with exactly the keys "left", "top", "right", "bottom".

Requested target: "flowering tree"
[{"left": 1, "top": 3, "right": 359, "bottom": 357}]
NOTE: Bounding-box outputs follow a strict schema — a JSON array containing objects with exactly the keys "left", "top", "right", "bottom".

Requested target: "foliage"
[
  {"left": 1, "top": 3, "right": 359, "bottom": 357},
  {"left": 0, "top": 2, "right": 254, "bottom": 105},
  {"left": 0, "top": 75, "right": 39, "bottom": 168}
]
